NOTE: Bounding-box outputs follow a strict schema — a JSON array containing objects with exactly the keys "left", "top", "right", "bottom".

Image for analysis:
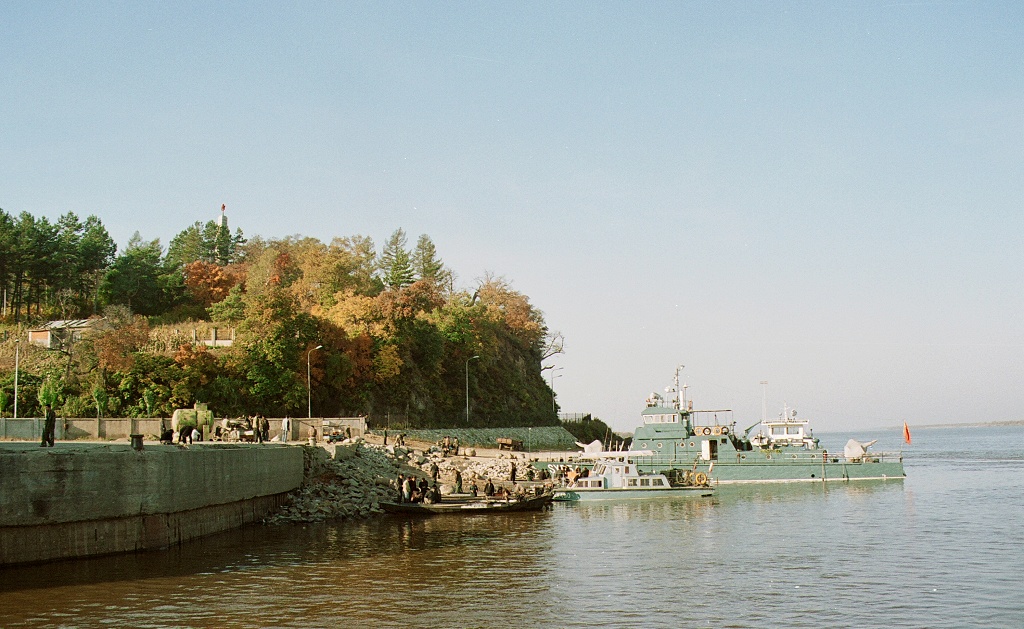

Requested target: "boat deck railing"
[{"left": 630, "top": 450, "right": 904, "bottom": 465}]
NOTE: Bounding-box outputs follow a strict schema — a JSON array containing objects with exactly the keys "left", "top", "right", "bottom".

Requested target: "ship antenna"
[{"left": 674, "top": 364, "right": 684, "bottom": 410}]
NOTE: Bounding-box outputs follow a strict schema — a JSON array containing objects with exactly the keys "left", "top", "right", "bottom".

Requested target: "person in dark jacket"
[{"left": 40, "top": 404, "right": 56, "bottom": 447}]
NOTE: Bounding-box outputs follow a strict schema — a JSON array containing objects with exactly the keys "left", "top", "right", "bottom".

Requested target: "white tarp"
[
  {"left": 575, "top": 439, "right": 604, "bottom": 454},
  {"left": 843, "top": 438, "right": 878, "bottom": 459}
]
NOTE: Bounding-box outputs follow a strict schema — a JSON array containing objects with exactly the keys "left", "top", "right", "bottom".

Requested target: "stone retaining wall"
[{"left": 0, "top": 443, "right": 304, "bottom": 565}]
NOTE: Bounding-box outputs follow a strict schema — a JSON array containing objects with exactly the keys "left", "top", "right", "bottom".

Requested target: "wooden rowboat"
[{"left": 380, "top": 493, "right": 553, "bottom": 515}]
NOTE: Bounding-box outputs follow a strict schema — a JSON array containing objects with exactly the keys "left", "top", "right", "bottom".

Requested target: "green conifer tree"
[{"left": 380, "top": 228, "right": 415, "bottom": 289}]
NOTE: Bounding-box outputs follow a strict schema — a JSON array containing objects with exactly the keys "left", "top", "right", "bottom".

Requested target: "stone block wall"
[{"left": 0, "top": 443, "right": 304, "bottom": 565}]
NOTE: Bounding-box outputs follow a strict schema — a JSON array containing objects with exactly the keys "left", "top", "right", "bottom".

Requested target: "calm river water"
[{"left": 1, "top": 425, "right": 1022, "bottom": 628}]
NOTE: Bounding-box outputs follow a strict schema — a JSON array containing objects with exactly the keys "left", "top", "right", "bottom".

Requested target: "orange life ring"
[
  {"left": 721, "top": 426, "right": 730, "bottom": 435},
  {"left": 702, "top": 426, "right": 712, "bottom": 436},
  {"left": 712, "top": 426, "right": 722, "bottom": 436},
  {"left": 694, "top": 472, "right": 708, "bottom": 485}
]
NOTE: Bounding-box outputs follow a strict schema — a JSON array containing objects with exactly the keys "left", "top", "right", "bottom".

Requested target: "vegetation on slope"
[{"left": 0, "top": 210, "right": 565, "bottom": 427}]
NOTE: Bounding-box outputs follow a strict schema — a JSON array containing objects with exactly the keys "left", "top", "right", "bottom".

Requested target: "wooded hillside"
[{"left": 0, "top": 209, "right": 564, "bottom": 427}]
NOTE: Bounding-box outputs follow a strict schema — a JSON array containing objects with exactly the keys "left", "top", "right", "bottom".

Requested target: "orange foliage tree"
[{"left": 183, "top": 261, "right": 239, "bottom": 306}]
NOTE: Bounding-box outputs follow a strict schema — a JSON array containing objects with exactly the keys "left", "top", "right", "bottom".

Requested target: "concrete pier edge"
[{"left": 0, "top": 442, "right": 304, "bottom": 566}]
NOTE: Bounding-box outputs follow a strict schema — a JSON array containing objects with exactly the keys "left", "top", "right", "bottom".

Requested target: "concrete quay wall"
[{"left": 0, "top": 443, "right": 304, "bottom": 565}]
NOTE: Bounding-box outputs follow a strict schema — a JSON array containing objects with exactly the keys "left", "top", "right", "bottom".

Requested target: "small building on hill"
[{"left": 27, "top": 319, "right": 111, "bottom": 349}]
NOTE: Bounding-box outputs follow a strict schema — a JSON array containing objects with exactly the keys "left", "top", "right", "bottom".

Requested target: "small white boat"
[{"left": 551, "top": 452, "right": 714, "bottom": 502}]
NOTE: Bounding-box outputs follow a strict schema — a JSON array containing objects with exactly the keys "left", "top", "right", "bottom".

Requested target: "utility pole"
[{"left": 465, "top": 355, "right": 479, "bottom": 423}]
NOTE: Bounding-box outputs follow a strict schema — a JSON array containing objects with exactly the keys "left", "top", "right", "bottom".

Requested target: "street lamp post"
[
  {"left": 13, "top": 338, "right": 20, "bottom": 420},
  {"left": 307, "top": 345, "right": 323, "bottom": 419},
  {"left": 550, "top": 367, "right": 563, "bottom": 415},
  {"left": 465, "top": 355, "right": 479, "bottom": 424}
]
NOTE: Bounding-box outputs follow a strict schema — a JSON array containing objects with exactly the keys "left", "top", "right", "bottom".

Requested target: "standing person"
[
  {"left": 255, "top": 417, "right": 264, "bottom": 443},
  {"left": 509, "top": 463, "right": 517, "bottom": 484},
  {"left": 430, "top": 462, "right": 439, "bottom": 484},
  {"left": 383, "top": 428, "right": 388, "bottom": 446},
  {"left": 280, "top": 416, "right": 291, "bottom": 443},
  {"left": 260, "top": 416, "right": 270, "bottom": 443},
  {"left": 454, "top": 469, "right": 463, "bottom": 494},
  {"left": 40, "top": 404, "right": 56, "bottom": 447},
  {"left": 453, "top": 437, "right": 460, "bottom": 456}
]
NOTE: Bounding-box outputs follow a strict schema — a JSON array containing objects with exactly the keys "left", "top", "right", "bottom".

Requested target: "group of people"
[
  {"left": 473, "top": 478, "right": 536, "bottom": 500},
  {"left": 548, "top": 464, "right": 589, "bottom": 483},
  {"left": 159, "top": 423, "right": 205, "bottom": 444},
  {"left": 381, "top": 430, "right": 407, "bottom": 447},
  {"left": 247, "top": 415, "right": 270, "bottom": 443},
  {"left": 396, "top": 474, "right": 442, "bottom": 504},
  {"left": 439, "top": 435, "right": 459, "bottom": 456}
]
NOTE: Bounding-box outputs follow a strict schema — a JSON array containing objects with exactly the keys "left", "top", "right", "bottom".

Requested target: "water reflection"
[
  {"left": 0, "top": 512, "right": 558, "bottom": 629},
  {"left": 566, "top": 496, "right": 717, "bottom": 522}
]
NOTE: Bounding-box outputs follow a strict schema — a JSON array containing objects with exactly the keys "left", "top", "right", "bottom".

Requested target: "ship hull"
[
  {"left": 682, "top": 459, "right": 905, "bottom": 484},
  {"left": 630, "top": 431, "right": 905, "bottom": 484},
  {"left": 552, "top": 487, "right": 713, "bottom": 501}
]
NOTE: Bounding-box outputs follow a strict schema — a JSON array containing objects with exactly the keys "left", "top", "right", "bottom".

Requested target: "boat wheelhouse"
[{"left": 552, "top": 451, "right": 713, "bottom": 501}]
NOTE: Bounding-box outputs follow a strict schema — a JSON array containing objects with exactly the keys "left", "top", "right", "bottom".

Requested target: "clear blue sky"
[{"left": 3, "top": 2, "right": 1022, "bottom": 432}]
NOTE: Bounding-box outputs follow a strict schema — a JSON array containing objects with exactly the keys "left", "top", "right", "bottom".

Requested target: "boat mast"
[
  {"left": 674, "top": 364, "right": 684, "bottom": 410},
  {"left": 760, "top": 380, "right": 768, "bottom": 423}
]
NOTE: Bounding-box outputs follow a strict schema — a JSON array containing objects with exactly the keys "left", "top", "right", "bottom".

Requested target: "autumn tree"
[
  {"left": 183, "top": 261, "right": 238, "bottom": 307},
  {"left": 93, "top": 313, "right": 151, "bottom": 373}
]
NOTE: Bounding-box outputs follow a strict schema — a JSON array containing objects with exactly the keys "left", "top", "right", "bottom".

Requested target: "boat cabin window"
[
  {"left": 652, "top": 478, "right": 665, "bottom": 486},
  {"left": 645, "top": 413, "right": 679, "bottom": 424},
  {"left": 640, "top": 478, "right": 650, "bottom": 486},
  {"left": 628, "top": 479, "right": 638, "bottom": 486}
]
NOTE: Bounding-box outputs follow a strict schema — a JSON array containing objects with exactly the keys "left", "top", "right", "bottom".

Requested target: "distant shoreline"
[
  {"left": 902, "top": 420, "right": 1024, "bottom": 429},
  {"left": 817, "top": 420, "right": 1024, "bottom": 433}
]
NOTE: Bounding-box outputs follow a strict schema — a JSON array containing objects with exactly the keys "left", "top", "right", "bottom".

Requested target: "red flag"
[{"left": 903, "top": 421, "right": 912, "bottom": 445}]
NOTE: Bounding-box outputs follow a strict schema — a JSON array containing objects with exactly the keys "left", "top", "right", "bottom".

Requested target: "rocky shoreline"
[{"left": 266, "top": 440, "right": 556, "bottom": 524}]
